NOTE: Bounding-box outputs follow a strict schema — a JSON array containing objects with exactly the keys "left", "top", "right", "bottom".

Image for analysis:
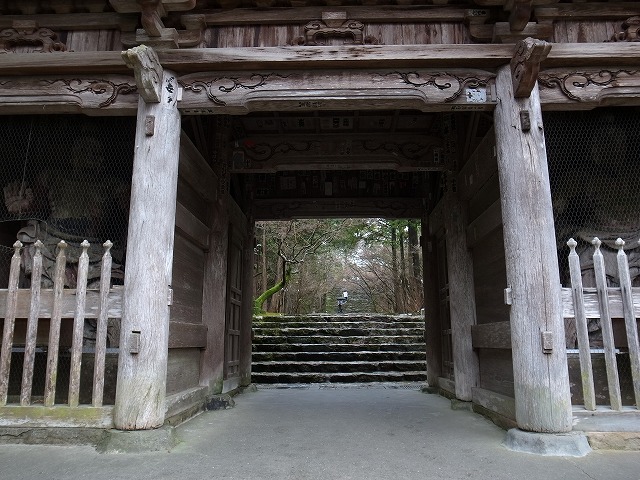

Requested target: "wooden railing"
[
  {"left": 564, "top": 237, "right": 640, "bottom": 411},
  {"left": 0, "top": 239, "right": 123, "bottom": 409}
]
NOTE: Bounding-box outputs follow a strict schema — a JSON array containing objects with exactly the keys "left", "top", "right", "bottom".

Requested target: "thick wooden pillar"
[
  {"left": 444, "top": 190, "right": 480, "bottom": 401},
  {"left": 239, "top": 216, "right": 255, "bottom": 387},
  {"left": 200, "top": 197, "right": 229, "bottom": 394},
  {"left": 422, "top": 216, "right": 442, "bottom": 388},
  {"left": 494, "top": 65, "right": 572, "bottom": 433},
  {"left": 114, "top": 47, "right": 181, "bottom": 430}
]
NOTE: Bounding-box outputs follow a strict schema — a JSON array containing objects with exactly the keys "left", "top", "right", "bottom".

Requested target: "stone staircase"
[{"left": 251, "top": 314, "right": 427, "bottom": 384}]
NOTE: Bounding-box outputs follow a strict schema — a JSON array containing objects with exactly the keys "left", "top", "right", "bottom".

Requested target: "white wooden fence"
[
  {"left": 0, "top": 239, "right": 123, "bottom": 408},
  {"left": 563, "top": 237, "right": 640, "bottom": 411}
]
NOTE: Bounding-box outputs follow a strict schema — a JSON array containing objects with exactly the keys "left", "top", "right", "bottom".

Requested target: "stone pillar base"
[
  {"left": 503, "top": 428, "right": 591, "bottom": 457},
  {"left": 96, "top": 426, "right": 179, "bottom": 453}
]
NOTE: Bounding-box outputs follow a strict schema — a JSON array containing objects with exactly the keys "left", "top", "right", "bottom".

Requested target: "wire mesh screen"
[
  {"left": 545, "top": 107, "right": 640, "bottom": 405},
  {"left": 0, "top": 114, "right": 134, "bottom": 405}
]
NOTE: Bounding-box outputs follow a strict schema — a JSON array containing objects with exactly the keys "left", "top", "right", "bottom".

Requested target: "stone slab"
[
  {"left": 96, "top": 426, "right": 179, "bottom": 453},
  {"left": 503, "top": 428, "right": 591, "bottom": 457}
]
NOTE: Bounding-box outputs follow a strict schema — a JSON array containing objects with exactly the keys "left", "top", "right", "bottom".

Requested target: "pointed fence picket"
[
  {"left": 0, "top": 239, "right": 123, "bottom": 411},
  {"left": 564, "top": 237, "right": 640, "bottom": 411}
]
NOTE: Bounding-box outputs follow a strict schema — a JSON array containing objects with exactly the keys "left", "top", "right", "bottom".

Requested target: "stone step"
[
  {"left": 252, "top": 351, "right": 425, "bottom": 362},
  {"left": 252, "top": 371, "right": 428, "bottom": 384},
  {"left": 252, "top": 360, "right": 426, "bottom": 374},
  {"left": 252, "top": 342, "right": 426, "bottom": 353},
  {"left": 253, "top": 335, "right": 425, "bottom": 345},
  {"left": 255, "top": 315, "right": 424, "bottom": 325},
  {"left": 254, "top": 321, "right": 424, "bottom": 329},
  {"left": 253, "top": 326, "right": 424, "bottom": 337}
]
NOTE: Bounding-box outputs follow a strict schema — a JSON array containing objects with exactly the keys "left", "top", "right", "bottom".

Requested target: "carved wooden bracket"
[
  {"left": 122, "top": 45, "right": 163, "bottom": 103},
  {"left": 511, "top": 37, "right": 551, "bottom": 98},
  {"left": 291, "top": 12, "right": 381, "bottom": 46},
  {"left": 610, "top": 17, "right": 640, "bottom": 43},
  {"left": 508, "top": 0, "right": 533, "bottom": 32},
  {"left": 0, "top": 21, "right": 67, "bottom": 53}
]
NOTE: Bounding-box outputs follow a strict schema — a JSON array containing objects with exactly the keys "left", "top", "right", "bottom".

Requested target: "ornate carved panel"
[
  {"left": 538, "top": 69, "right": 640, "bottom": 108},
  {"left": 610, "top": 17, "right": 640, "bottom": 43},
  {"left": 0, "top": 25, "right": 66, "bottom": 53},
  {"left": 0, "top": 76, "right": 138, "bottom": 114},
  {"left": 231, "top": 134, "right": 444, "bottom": 173},
  {"left": 178, "top": 69, "right": 496, "bottom": 115}
]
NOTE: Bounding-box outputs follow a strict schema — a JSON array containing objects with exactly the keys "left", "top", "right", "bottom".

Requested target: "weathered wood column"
[
  {"left": 494, "top": 40, "right": 572, "bottom": 433},
  {"left": 239, "top": 215, "right": 255, "bottom": 387},
  {"left": 422, "top": 215, "right": 442, "bottom": 388},
  {"left": 200, "top": 197, "right": 229, "bottom": 394},
  {"left": 114, "top": 46, "right": 181, "bottom": 430},
  {"left": 444, "top": 189, "right": 480, "bottom": 401}
]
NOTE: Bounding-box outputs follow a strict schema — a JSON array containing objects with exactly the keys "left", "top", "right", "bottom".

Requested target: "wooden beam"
[
  {"left": 509, "top": 0, "right": 533, "bottom": 32},
  {"left": 1, "top": 44, "right": 640, "bottom": 78},
  {"left": 534, "top": 3, "right": 640, "bottom": 22},
  {"left": 0, "top": 13, "right": 138, "bottom": 31},
  {"left": 511, "top": 37, "right": 551, "bottom": 98},
  {"left": 252, "top": 197, "right": 425, "bottom": 220},
  {"left": 428, "top": 197, "right": 445, "bottom": 236},
  {"left": 183, "top": 6, "right": 473, "bottom": 26},
  {"left": 0, "top": 405, "right": 113, "bottom": 428},
  {"left": 423, "top": 216, "right": 442, "bottom": 387},
  {"left": 494, "top": 65, "right": 572, "bottom": 433},
  {"left": 0, "top": 288, "right": 122, "bottom": 320}
]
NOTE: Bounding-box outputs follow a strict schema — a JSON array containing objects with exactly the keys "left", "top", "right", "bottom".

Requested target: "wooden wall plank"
[
  {"left": 457, "top": 127, "right": 496, "bottom": 202},
  {"left": 466, "top": 199, "right": 501, "bottom": 249},
  {"left": 472, "top": 321, "right": 511, "bottom": 349},
  {"left": 171, "top": 232, "right": 205, "bottom": 325},
  {"left": 168, "top": 321, "right": 207, "bottom": 349},
  {"left": 472, "top": 386, "right": 516, "bottom": 420},
  {"left": 166, "top": 348, "right": 201, "bottom": 396},
  {"left": 478, "top": 348, "right": 515, "bottom": 397},
  {"left": 176, "top": 202, "right": 210, "bottom": 251}
]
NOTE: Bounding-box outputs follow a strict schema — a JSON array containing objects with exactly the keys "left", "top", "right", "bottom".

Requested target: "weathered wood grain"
[
  {"left": 92, "top": 242, "right": 112, "bottom": 408},
  {"left": 176, "top": 202, "right": 210, "bottom": 250},
  {"left": 495, "top": 66, "right": 572, "bottom": 433},
  {"left": 422, "top": 215, "right": 441, "bottom": 388},
  {"left": 44, "top": 242, "right": 67, "bottom": 407},
  {"left": 457, "top": 127, "right": 497, "bottom": 202},
  {"left": 0, "top": 242, "right": 21, "bottom": 406},
  {"left": 170, "top": 232, "right": 205, "bottom": 325},
  {"left": 179, "top": 131, "right": 218, "bottom": 203},
  {"left": 593, "top": 239, "right": 623, "bottom": 411},
  {"left": 68, "top": 241, "right": 89, "bottom": 408},
  {"left": 466, "top": 199, "right": 501, "bottom": 249},
  {"left": 239, "top": 220, "right": 254, "bottom": 387},
  {"left": 471, "top": 321, "right": 511, "bottom": 349},
  {"left": 567, "top": 239, "right": 596, "bottom": 411},
  {"left": 168, "top": 321, "right": 207, "bottom": 349},
  {"left": 472, "top": 386, "right": 516, "bottom": 421},
  {"left": 114, "top": 67, "right": 181, "bottom": 430},
  {"left": 616, "top": 241, "right": 640, "bottom": 409},
  {"left": 0, "top": 288, "right": 123, "bottom": 320},
  {"left": 20, "top": 241, "right": 43, "bottom": 407},
  {"left": 0, "top": 405, "right": 113, "bottom": 428}
]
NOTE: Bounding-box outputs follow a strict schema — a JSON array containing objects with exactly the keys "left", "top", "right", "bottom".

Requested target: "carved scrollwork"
[
  {"left": 291, "top": 19, "right": 382, "bottom": 46},
  {"left": 610, "top": 16, "right": 640, "bottom": 42},
  {"left": 244, "top": 141, "right": 317, "bottom": 163},
  {"left": 362, "top": 141, "right": 439, "bottom": 163},
  {"left": 537, "top": 70, "right": 638, "bottom": 101},
  {"left": 0, "top": 26, "right": 66, "bottom": 53},
  {"left": 384, "top": 71, "right": 493, "bottom": 102},
  {"left": 179, "top": 73, "right": 288, "bottom": 106},
  {"left": 43, "top": 78, "right": 138, "bottom": 108}
]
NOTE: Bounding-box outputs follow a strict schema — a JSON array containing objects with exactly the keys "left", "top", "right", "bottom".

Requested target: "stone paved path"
[{"left": 1, "top": 386, "right": 640, "bottom": 480}]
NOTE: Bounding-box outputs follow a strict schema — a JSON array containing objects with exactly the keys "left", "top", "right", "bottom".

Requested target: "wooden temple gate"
[{"left": 0, "top": 0, "right": 638, "bottom": 446}]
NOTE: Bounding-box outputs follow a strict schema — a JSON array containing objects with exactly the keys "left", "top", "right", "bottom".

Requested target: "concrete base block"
[
  {"left": 503, "top": 428, "right": 591, "bottom": 457},
  {"left": 96, "top": 426, "right": 179, "bottom": 453}
]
